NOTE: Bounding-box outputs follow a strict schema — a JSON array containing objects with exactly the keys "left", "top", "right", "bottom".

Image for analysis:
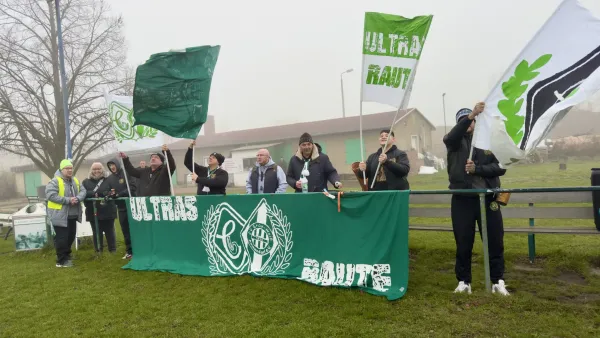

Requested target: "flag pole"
[
  {"left": 369, "top": 59, "right": 419, "bottom": 190},
  {"left": 164, "top": 149, "right": 175, "bottom": 196},
  {"left": 120, "top": 157, "right": 132, "bottom": 198},
  {"left": 359, "top": 55, "right": 367, "bottom": 186}
]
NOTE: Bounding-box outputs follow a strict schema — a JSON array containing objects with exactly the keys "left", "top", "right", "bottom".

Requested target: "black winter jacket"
[
  {"left": 123, "top": 150, "right": 176, "bottom": 197},
  {"left": 443, "top": 117, "right": 506, "bottom": 192},
  {"left": 184, "top": 148, "right": 228, "bottom": 195},
  {"left": 358, "top": 145, "right": 410, "bottom": 191},
  {"left": 286, "top": 146, "right": 340, "bottom": 193},
  {"left": 105, "top": 158, "right": 136, "bottom": 211},
  {"left": 82, "top": 177, "right": 116, "bottom": 222}
]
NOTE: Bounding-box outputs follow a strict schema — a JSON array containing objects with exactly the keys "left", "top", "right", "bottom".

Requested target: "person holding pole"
[
  {"left": 185, "top": 141, "right": 229, "bottom": 195},
  {"left": 82, "top": 162, "right": 116, "bottom": 253},
  {"left": 443, "top": 102, "right": 509, "bottom": 296},
  {"left": 356, "top": 130, "right": 410, "bottom": 191},
  {"left": 120, "top": 144, "right": 176, "bottom": 197},
  {"left": 105, "top": 158, "right": 136, "bottom": 259}
]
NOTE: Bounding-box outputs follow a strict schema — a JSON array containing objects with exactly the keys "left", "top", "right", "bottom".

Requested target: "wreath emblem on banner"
[{"left": 201, "top": 199, "right": 293, "bottom": 276}]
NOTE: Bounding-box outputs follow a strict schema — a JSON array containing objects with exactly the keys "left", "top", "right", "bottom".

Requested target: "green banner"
[
  {"left": 363, "top": 12, "right": 433, "bottom": 59},
  {"left": 123, "top": 191, "right": 410, "bottom": 300},
  {"left": 133, "top": 45, "right": 220, "bottom": 139}
]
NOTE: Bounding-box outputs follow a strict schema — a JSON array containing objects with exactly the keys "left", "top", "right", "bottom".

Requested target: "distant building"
[{"left": 9, "top": 108, "right": 435, "bottom": 194}]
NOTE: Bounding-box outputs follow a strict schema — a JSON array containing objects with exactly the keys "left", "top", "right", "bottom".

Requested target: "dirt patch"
[
  {"left": 558, "top": 293, "right": 600, "bottom": 304},
  {"left": 514, "top": 264, "right": 543, "bottom": 272},
  {"left": 590, "top": 268, "right": 600, "bottom": 277},
  {"left": 556, "top": 271, "right": 587, "bottom": 285}
]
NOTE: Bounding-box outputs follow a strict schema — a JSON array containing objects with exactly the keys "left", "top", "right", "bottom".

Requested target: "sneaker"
[
  {"left": 56, "top": 260, "right": 73, "bottom": 268},
  {"left": 454, "top": 281, "right": 472, "bottom": 294},
  {"left": 122, "top": 253, "right": 132, "bottom": 260},
  {"left": 492, "top": 280, "right": 510, "bottom": 296}
]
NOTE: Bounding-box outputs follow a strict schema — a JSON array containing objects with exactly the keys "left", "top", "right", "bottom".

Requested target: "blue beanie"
[{"left": 455, "top": 108, "right": 472, "bottom": 122}]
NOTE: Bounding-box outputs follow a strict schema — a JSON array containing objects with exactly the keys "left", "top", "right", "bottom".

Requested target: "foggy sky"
[{"left": 107, "top": 0, "right": 600, "bottom": 133}]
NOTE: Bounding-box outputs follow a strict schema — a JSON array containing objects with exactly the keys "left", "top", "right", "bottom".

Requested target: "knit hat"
[
  {"left": 59, "top": 159, "right": 73, "bottom": 170},
  {"left": 299, "top": 132, "right": 313, "bottom": 145},
  {"left": 211, "top": 152, "right": 225, "bottom": 166},
  {"left": 150, "top": 152, "right": 165, "bottom": 163},
  {"left": 455, "top": 108, "right": 472, "bottom": 123}
]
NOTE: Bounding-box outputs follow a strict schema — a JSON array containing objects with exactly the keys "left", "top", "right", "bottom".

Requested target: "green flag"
[
  {"left": 123, "top": 191, "right": 410, "bottom": 300},
  {"left": 132, "top": 45, "right": 220, "bottom": 139}
]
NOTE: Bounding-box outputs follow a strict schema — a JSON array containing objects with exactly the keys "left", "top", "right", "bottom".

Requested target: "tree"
[{"left": 0, "top": 0, "right": 131, "bottom": 178}]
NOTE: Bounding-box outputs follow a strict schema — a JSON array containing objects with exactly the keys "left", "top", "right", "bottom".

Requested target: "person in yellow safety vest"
[{"left": 45, "top": 159, "right": 87, "bottom": 268}]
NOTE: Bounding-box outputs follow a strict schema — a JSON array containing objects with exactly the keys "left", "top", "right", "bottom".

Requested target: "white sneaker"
[
  {"left": 454, "top": 281, "right": 472, "bottom": 294},
  {"left": 492, "top": 280, "right": 510, "bottom": 296}
]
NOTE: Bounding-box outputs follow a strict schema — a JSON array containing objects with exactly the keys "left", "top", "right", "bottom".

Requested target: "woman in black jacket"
[{"left": 82, "top": 162, "right": 117, "bottom": 253}]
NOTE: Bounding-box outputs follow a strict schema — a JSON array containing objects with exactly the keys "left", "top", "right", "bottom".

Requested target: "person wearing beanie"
[
  {"left": 45, "top": 159, "right": 87, "bottom": 267},
  {"left": 185, "top": 141, "right": 229, "bottom": 195},
  {"left": 357, "top": 129, "right": 410, "bottom": 191},
  {"left": 120, "top": 144, "right": 176, "bottom": 196},
  {"left": 286, "top": 132, "right": 342, "bottom": 193},
  {"left": 443, "top": 102, "right": 509, "bottom": 296}
]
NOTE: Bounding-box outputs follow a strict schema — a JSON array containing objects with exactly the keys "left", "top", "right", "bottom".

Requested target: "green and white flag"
[
  {"left": 105, "top": 93, "right": 165, "bottom": 152},
  {"left": 473, "top": 0, "right": 600, "bottom": 166},
  {"left": 133, "top": 45, "right": 220, "bottom": 140},
  {"left": 361, "top": 12, "right": 433, "bottom": 108}
]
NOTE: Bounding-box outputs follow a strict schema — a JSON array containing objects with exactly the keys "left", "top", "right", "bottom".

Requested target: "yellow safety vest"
[{"left": 47, "top": 177, "right": 80, "bottom": 210}]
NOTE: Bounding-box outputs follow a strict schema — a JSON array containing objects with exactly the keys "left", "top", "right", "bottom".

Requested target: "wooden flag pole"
[
  {"left": 358, "top": 55, "right": 367, "bottom": 186},
  {"left": 164, "top": 150, "right": 175, "bottom": 196}
]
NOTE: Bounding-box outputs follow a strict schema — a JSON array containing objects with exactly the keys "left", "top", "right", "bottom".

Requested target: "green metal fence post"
[
  {"left": 479, "top": 192, "right": 492, "bottom": 292},
  {"left": 528, "top": 202, "right": 536, "bottom": 263}
]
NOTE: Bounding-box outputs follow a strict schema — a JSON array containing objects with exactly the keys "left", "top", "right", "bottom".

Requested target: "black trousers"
[
  {"left": 53, "top": 218, "right": 77, "bottom": 264},
  {"left": 90, "top": 219, "right": 117, "bottom": 253},
  {"left": 451, "top": 194, "right": 505, "bottom": 284},
  {"left": 118, "top": 209, "right": 132, "bottom": 255}
]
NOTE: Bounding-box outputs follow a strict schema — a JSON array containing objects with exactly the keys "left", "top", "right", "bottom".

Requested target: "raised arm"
[
  {"left": 122, "top": 155, "right": 142, "bottom": 178},
  {"left": 184, "top": 146, "right": 204, "bottom": 174}
]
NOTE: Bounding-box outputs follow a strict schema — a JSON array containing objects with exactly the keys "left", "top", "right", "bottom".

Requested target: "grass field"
[{"left": 0, "top": 161, "right": 599, "bottom": 337}]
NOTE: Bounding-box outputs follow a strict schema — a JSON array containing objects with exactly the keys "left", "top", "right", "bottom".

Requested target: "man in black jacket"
[
  {"left": 443, "top": 102, "right": 509, "bottom": 296},
  {"left": 105, "top": 157, "right": 136, "bottom": 259},
  {"left": 185, "top": 141, "right": 228, "bottom": 195},
  {"left": 287, "top": 132, "right": 342, "bottom": 193},
  {"left": 120, "top": 144, "right": 176, "bottom": 197},
  {"left": 357, "top": 129, "right": 410, "bottom": 191},
  {"left": 82, "top": 162, "right": 116, "bottom": 253}
]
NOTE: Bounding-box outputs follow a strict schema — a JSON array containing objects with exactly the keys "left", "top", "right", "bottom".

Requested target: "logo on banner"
[
  {"left": 109, "top": 101, "right": 159, "bottom": 142},
  {"left": 201, "top": 198, "right": 293, "bottom": 276}
]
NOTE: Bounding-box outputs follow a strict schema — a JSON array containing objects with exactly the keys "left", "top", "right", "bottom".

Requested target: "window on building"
[
  {"left": 345, "top": 139, "right": 365, "bottom": 164},
  {"left": 411, "top": 135, "right": 419, "bottom": 153}
]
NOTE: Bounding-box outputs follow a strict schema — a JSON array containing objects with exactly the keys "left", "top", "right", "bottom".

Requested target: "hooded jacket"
[
  {"left": 184, "top": 148, "right": 228, "bottom": 195},
  {"left": 443, "top": 116, "right": 506, "bottom": 191},
  {"left": 358, "top": 145, "right": 410, "bottom": 191},
  {"left": 45, "top": 170, "right": 87, "bottom": 227},
  {"left": 286, "top": 145, "right": 340, "bottom": 193},
  {"left": 123, "top": 151, "right": 176, "bottom": 197},
  {"left": 82, "top": 174, "right": 116, "bottom": 222},
  {"left": 105, "top": 158, "right": 136, "bottom": 211},
  {"left": 246, "top": 159, "right": 288, "bottom": 194}
]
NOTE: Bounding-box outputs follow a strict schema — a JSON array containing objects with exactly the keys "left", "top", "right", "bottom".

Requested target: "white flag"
[
  {"left": 473, "top": 0, "right": 600, "bottom": 166},
  {"left": 361, "top": 13, "right": 433, "bottom": 108},
  {"left": 105, "top": 93, "right": 165, "bottom": 152}
]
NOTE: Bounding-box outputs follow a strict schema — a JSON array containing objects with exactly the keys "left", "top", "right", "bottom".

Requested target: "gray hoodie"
[
  {"left": 245, "top": 159, "right": 288, "bottom": 194},
  {"left": 45, "top": 170, "right": 87, "bottom": 227}
]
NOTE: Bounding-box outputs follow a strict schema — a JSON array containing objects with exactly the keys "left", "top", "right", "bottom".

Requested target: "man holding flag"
[
  {"left": 443, "top": 102, "right": 509, "bottom": 296},
  {"left": 120, "top": 145, "right": 176, "bottom": 197}
]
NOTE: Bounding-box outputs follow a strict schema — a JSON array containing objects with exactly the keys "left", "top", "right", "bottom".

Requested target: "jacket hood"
[
  {"left": 256, "top": 159, "right": 276, "bottom": 167},
  {"left": 107, "top": 158, "right": 122, "bottom": 173},
  {"left": 295, "top": 144, "right": 319, "bottom": 161}
]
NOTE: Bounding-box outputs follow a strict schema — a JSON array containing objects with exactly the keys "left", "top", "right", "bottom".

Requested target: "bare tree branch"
[{"left": 0, "top": 0, "right": 130, "bottom": 178}]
